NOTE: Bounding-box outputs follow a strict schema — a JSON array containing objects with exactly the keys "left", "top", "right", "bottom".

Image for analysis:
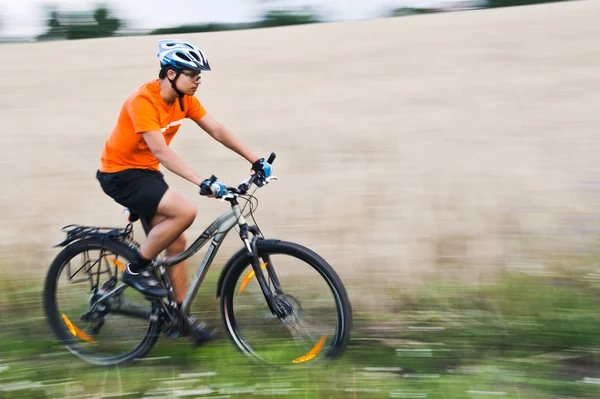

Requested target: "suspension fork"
[
  {"left": 240, "top": 224, "right": 288, "bottom": 317},
  {"left": 249, "top": 236, "right": 283, "bottom": 295}
]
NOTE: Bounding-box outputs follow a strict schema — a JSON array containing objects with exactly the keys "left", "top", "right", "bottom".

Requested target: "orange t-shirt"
[{"left": 100, "top": 79, "right": 207, "bottom": 173}]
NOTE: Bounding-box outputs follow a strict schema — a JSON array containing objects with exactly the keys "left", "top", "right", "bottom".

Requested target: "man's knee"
[
  {"left": 182, "top": 203, "right": 197, "bottom": 224},
  {"left": 157, "top": 190, "right": 197, "bottom": 224}
]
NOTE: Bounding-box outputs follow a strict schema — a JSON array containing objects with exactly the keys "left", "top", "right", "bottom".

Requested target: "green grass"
[{"left": 3, "top": 268, "right": 600, "bottom": 398}]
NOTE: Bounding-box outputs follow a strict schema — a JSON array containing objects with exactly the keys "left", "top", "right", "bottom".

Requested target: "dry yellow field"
[{"left": 1, "top": 1, "right": 599, "bottom": 306}]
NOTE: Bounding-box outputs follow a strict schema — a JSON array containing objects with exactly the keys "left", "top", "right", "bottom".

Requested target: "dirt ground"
[{"left": 1, "top": 1, "right": 599, "bottom": 305}]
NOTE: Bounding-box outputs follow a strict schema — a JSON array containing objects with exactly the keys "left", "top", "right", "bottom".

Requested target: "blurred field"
[
  {"left": 1, "top": 0, "right": 600, "bottom": 310},
  {"left": 3, "top": 269, "right": 600, "bottom": 398},
  {"left": 2, "top": 2, "right": 600, "bottom": 397}
]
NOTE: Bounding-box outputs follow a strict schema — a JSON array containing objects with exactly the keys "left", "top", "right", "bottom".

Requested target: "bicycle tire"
[
  {"left": 44, "top": 237, "right": 160, "bottom": 366},
  {"left": 220, "top": 239, "right": 352, "bottom": 365}
]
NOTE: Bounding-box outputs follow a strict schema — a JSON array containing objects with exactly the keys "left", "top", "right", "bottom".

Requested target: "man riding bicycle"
[{"left": 96, "top": 39, "right": 272, "bottom": 345}]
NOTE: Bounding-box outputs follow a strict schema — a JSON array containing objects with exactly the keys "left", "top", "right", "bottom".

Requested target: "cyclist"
[{"left": 96, "top": 39, "right": 272, "bottom": 345}]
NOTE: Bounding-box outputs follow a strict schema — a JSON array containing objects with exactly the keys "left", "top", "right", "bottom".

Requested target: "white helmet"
[{"left": 157, "top": 39, "right": 211, "bottom": 71}]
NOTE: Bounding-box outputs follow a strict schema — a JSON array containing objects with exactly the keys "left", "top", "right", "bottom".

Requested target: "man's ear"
[{"left": 167, "top": 69, "right": 178, "bottom": 80}]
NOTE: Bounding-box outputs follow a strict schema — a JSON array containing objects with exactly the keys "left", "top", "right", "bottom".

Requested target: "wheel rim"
[
  {"left": 224, "top": 253, "right": 346, "bottom": 365},
  {"left": 52, "top": 246, "right": 157, "bottom": 363}
]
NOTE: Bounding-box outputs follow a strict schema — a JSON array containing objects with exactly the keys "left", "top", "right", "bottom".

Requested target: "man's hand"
[
  {"left": 251, "top": 158, "right": 272, "bottom": 178},
  {"left": 199, "top": 176, "right": 226, "bottom": 198}
]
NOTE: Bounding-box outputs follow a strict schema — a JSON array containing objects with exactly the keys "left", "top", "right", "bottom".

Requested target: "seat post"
[{"left": 125, "top": 208, "right": 151, "bottom": 237}]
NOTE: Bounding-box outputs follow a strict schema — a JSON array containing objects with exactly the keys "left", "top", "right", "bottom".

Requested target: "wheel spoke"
[{"left": 111, "top": 300, "right": 152, "bottom": 320}]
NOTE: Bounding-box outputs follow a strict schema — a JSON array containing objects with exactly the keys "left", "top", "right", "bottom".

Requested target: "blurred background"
[{"left": 1, "top": 0, "right": 600, "bottom": 398}]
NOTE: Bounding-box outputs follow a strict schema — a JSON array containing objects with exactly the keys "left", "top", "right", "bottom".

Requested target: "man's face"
[{"left": 169, "top": 69, "right": 201, "bottom": 95}]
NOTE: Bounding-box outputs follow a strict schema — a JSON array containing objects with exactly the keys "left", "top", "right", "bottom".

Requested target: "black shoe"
[
  {"left": 122, "top": 265, "right": 168, "bottom": 297},
  {"left": 185, "top": 315, "right": 217, "bottom": 347}
]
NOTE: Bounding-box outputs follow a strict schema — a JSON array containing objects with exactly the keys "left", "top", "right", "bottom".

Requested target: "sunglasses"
[{"left": 181, "top": 71, "right": 202, "bottom": 83}]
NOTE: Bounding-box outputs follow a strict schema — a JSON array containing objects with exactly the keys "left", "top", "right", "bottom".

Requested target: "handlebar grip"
[{"left": 267, "top": 152, "right": 276, "bottom": 165}]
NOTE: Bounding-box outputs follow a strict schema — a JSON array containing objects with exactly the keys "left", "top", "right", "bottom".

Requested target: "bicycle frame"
[
  {"left": 155, "top": 203, "right": 249, "bottom": 316},
  {"left": 87, "top": 192, "right": 292, "bottom": 332}
]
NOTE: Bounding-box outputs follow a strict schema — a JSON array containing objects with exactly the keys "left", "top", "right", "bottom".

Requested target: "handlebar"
[{"left": 204, "top": 152, "right": 276, "bottom": 198}]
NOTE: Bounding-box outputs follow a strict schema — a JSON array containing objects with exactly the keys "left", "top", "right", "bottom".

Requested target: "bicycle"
[{"left": 43, "top": 153, "right": 352, "bottom": 366}]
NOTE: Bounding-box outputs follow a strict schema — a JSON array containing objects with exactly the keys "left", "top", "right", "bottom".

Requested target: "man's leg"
[
  {"left": 123, "top": 188, "right": 195, "bottom": 297},
  {"left": 139, "top": 188, "right": 197, "bottom": 260},
  {"left": 143, "top": 191, "right": 216, "bottom": 345},
  {"left": 149, "top": 212, "right": 189, "bottom": 305}
]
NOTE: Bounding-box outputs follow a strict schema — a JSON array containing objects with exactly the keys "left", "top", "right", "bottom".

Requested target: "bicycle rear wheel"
[
  {"left": 220, "top": 240, "right": 352, "bottom": 365},
  {"left": 44, "top": 238, "right": 160, "bottom": 365}
]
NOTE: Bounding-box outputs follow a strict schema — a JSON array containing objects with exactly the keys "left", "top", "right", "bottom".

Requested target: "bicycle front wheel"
[
  {"left": 44, "top": 238, "right": 160, "bottom": 365},
  {"left": 220, "top": 240, "right": 352, "bottom": 365}
]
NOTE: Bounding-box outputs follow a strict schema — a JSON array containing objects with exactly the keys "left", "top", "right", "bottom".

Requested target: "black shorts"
[{"left": 96, "top": 169, "right": 168, "bottom": 220}]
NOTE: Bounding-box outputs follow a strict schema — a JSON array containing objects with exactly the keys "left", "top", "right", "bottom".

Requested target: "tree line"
[
  {"left": 37, "top": 1, "right": 573, "bottom": 41},
  {"left": 37, "top": 7, "right": 322, "bottom": 41}
]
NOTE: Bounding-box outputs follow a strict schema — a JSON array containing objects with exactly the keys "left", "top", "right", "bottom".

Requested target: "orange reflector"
[
  {"left": 292, "top": 335, "right": 327, "bottom": 364},
  {"left": 107, "top": 257, "right": 125, "bottom": 272},
  {"left": 238, "top": 262, "right": 268, "bottom": 295},
  {"left": 61, "top": 314, "right": 96, "bottom": 343}
]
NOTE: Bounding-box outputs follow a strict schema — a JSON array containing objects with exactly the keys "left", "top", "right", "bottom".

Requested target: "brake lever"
[{"left": 255, "top": 175, "right": 278, "bottom": 187}]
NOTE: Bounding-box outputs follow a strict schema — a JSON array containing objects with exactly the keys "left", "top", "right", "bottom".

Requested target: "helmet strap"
[{"left": 167, "top": 69, "right": 185, "bottom": 112}]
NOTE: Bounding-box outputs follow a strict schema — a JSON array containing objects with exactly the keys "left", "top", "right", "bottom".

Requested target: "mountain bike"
[{"left": 43, "top": 153, "right": 352, "bottom": 366}]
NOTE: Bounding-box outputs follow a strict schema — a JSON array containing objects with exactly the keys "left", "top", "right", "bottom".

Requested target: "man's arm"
[
  {"left": 142, "top": 130, "right": 204, "bottom": 186},
  {"left": 194, "top": 113, "right": 259, "bottom": 164}
]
